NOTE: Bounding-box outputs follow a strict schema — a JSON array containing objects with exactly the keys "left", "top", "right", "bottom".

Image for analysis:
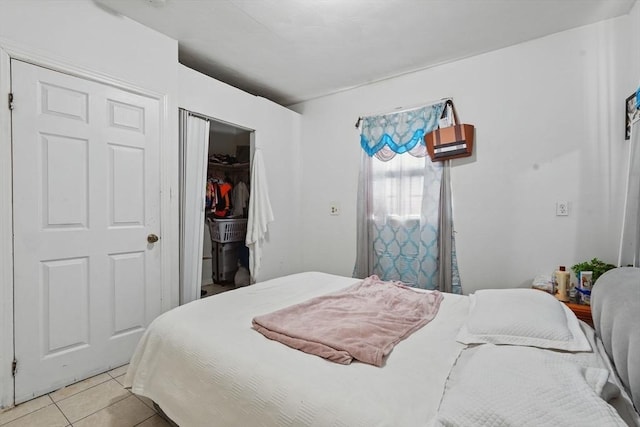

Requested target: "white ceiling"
[{"left": 95, "top": 0, "right": 636, "bottom": 106}]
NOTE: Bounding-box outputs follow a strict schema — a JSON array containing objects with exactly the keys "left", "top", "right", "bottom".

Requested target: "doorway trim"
[
  {"left": 0, "top": 45, "right": 13, "bottom": 410},
  {"left": 177, "top": 109, "right": 254, "bottom": 305},
  {"left": 0, "top": 39, "right": 175, "bottom": 408}
]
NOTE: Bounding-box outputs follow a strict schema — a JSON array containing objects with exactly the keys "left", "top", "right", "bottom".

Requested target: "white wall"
[
  {"left": 177, "top": 65, "right": 303, "bottom": 282},
  {"left": 293, "top": 13, "right": 637, "bottom": 295},
  {"left": 0, "top": 0, "right": 178, "bottom": 93},
  {"left": 0, "top": 0, "right": 179, "bottom": 408},
  {"left": 631, "top": 1, "right": 640, "bottom": 86},
  {"left": 0, "top": 0, "right": 302, "bottom": 408}
]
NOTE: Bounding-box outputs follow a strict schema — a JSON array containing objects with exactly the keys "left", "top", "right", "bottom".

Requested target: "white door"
[{"left": 12, "top": 60, "right": 162, "bottom": 403}]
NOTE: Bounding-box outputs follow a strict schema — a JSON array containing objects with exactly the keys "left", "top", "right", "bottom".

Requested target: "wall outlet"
[
  {"left": 556, "top": 201, "right": 569, "bottom": 216},
  {"left": 329, "top": 202, "right": 340, "bottom": 216}
]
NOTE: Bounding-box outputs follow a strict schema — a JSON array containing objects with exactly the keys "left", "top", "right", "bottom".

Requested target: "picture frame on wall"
[{"left": 626, "top": 93, "right": 639, "bottom": 140}]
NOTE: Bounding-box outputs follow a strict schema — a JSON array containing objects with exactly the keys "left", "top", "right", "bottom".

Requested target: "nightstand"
[{"left": 564, "top": 302, "right": 593, "bottom": 327}]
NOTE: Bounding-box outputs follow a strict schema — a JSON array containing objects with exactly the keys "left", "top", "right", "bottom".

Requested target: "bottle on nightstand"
[
  {"left": 569, "top": 280, "right": 578, "bottom": 302},
  {"left": 555, "top": 266, "right": 570, "bottom": 302}
]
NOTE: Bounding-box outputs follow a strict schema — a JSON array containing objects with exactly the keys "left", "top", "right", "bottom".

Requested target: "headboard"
[{"left": 591, "top": 267, "right": 640, "bottom": 412}]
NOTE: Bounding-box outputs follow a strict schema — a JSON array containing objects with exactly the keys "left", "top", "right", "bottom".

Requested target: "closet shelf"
[{"left": 208, "top": 162, "right": 249, "bottom": 170}]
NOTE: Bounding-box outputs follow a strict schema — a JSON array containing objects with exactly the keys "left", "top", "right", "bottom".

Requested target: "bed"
[{"left": 124, "top": 269, "right": 640, "bottom": 426}]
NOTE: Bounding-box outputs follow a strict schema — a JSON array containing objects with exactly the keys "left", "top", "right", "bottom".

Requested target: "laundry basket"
[{"left": 208, "top": 218, "right": 248, "bottom": 243}]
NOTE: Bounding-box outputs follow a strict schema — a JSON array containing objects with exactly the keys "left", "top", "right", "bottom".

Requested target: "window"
[
  {"left": 354, "top": 101, "right": 461, "bottom": 293},
  {"left": 371, "top": 153, "right": 425, "bottom": 220}
]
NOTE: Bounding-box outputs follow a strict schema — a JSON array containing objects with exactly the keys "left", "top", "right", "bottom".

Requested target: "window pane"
[{"left": 371, "top": 155, "right": 424, "bottom": 219}]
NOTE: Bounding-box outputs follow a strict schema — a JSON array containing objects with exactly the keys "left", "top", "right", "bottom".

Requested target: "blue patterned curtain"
[
  {"left": 360, "top": 104, "right": 442, "bottom": 160},
  {"left": 354, "top": 103, "right": 462, "bottom": 293}
]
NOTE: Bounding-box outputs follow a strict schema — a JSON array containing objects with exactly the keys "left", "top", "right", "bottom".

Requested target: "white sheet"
[
  {"left": 124, "top": 272, "right": 469, "bottom": 427},
  {"left": 585, "top": 322, "right": 640, "bottom": 426}
]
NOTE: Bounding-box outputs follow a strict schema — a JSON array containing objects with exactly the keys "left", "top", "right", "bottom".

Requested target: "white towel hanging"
[{"left": 246, "top": 149, "right": 274, "bottom": 281}]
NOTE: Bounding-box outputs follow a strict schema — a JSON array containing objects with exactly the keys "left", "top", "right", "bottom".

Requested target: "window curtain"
[
  {"left": 179, "top": 110, "right": 210, "bottom": 305},
  {"left": 619, "top": 119, "right": 640, "bottom": 267},
  {"left": 354, "top": 103, "right": 462, "bottom": 293}
]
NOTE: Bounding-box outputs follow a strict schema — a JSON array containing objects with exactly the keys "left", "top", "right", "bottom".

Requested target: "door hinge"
[
  {"left": 11, "top": 358, "right": 17, "bottom": 377},
  {"left": 8, "top": 93, "right": 14, "bottom": 110}
]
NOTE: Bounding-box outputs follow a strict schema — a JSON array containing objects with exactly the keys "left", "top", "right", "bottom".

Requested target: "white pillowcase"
[
  {"left": 431, "top": 344, "right": 626, "bottom": 426},
  {"left": 456, "top": 289, "right": 591, "bottom": 352}
]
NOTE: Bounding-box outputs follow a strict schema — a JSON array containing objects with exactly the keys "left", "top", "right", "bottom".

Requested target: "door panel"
[
  {"left": 42, "top": 133, "right": 89, "bottom": 228},
  {"left": 42, "top": 257, "right": 90, "bottom": 355},
  {"left": 110, "top": 251, "right": 146, "bottom": 336},
  {"left": 12, "top": 60, "right": 162, "bottom": 402},
  {"left": 109, "top": 144, "right": 145, "bottom": 225},
  {"left": 40, "top": 82, "right": 89, "bottom": 123}
]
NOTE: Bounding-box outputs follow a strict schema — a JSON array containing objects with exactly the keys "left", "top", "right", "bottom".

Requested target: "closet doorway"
[{"left": 179, "top": 110, "right": 254, "bottom": 306}]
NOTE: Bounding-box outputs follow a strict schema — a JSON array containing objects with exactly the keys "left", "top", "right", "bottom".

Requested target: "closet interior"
[{"left": 202, "top": 120, "right": 251, "bottom": 297}]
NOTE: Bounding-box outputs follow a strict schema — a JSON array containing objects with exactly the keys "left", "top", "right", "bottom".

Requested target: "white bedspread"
[
  {"left": 124, "top": 272, "right": 469, "bottom": 427},
  {"left": 431, "top": 319, "right": 640, "bottom": 427},
  {"left": 430, "top": 344, "right": 627, "bottom": 426}
]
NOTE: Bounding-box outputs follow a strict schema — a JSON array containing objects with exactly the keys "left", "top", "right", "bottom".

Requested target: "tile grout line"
[
  {"left": 1, "top": 367, "right": 129, "bottom": 427},
  {"left": 131, "top": 393, "right": 156, "bottom": 412},
  {"left": 113, "top": 373, "right": 158, "bottom": 414},
  {"left": 0, "top": 400, "right": 57, "bottom": 427},
  {"left": 61, "top": 388, "right": 134, "bottom": 425},
  {"left": 133, "top": 413, "right": 159, "bottom": 427},
  {"left": 52, "top": 375, "right": 113, "bottom": 404},
  {"left": 51, "top": 399, "right": 73, "bottom": 427},
  {"left": 0, "top": 394, "right": 53, "bottom": 426}
]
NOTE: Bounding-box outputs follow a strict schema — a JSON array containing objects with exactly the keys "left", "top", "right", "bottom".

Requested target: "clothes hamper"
[
  {"left": 207, "top": 218, "right": 247, "bottom": 283},
  {"left": 211, "top": 241, "right": 242, "bottom": 283},
  {"left": 202, "top": 219, "right": 213, "bottom": 285}
]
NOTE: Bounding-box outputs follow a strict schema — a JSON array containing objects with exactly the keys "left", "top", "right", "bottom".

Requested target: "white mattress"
[
  {"left": 124, "top": 272, "right": 469, "bottom": 427},
  {"left": 124, "top": 272, "right": 639, "bottom": 426}
]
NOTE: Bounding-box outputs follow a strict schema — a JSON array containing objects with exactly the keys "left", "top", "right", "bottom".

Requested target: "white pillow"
[
  {"left": 431, "top": 345, "right": 626, "bottom": 426},
  {"left": 456, "top": 289, "right": 591, "bottom": 352}
]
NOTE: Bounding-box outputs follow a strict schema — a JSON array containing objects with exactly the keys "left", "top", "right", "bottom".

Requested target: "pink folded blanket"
[{"left": 252, "top": 275, "right": 443, "bottom": 366}]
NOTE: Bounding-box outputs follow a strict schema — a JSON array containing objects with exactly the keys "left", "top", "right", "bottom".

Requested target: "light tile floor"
[{"left": 0, "top": 365, "right": 171, "bottom": 427}]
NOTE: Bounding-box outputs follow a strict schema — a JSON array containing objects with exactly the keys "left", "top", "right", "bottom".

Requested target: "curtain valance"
[{"left": 360, "top": 102, "right": 445, "bottom": 160}]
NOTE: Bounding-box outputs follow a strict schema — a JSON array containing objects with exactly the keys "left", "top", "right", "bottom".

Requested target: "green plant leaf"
[{"left": 571, "top": 258, "right": 616, "bottom": 282}]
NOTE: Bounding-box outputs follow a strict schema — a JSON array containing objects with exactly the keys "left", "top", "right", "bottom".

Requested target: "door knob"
[{"left": 147, "top": 234, "right": 159, "bottom": 243}]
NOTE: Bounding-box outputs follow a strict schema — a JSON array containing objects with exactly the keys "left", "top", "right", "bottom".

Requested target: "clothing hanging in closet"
[
  {"left": 232, "top": 181, "right": 250, "bottom": 217},
  {"left": 206, "top": 179, "right": 233, "bottom": 218}
]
